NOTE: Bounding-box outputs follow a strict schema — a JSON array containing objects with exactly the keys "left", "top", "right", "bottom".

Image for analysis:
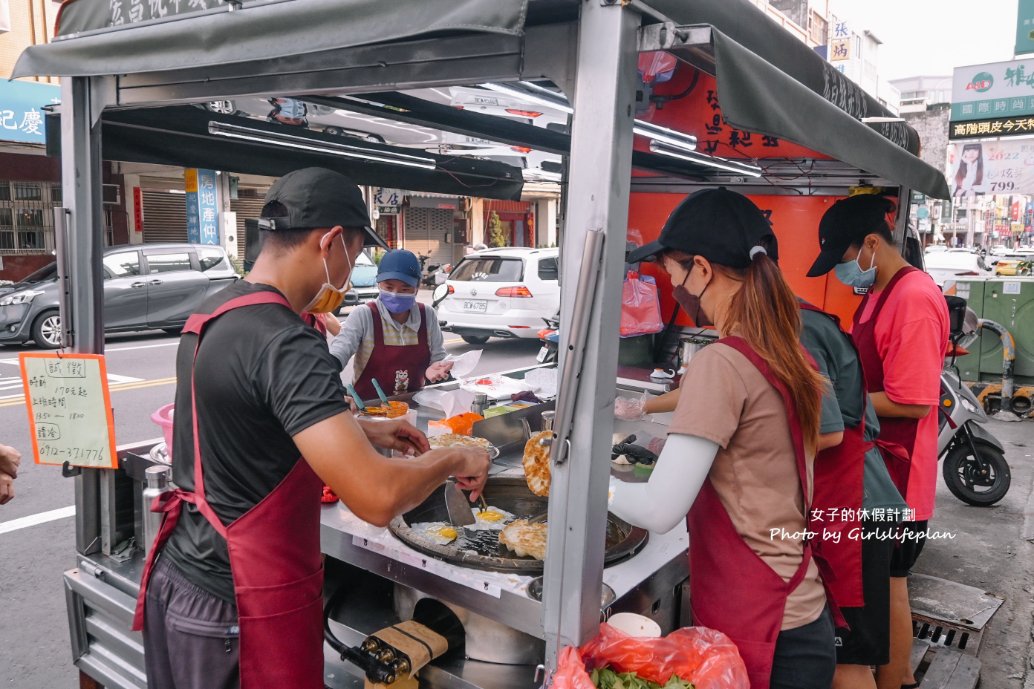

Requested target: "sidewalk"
[{"left": 915, "top": 417, "right": 1034, "bottom": 687}]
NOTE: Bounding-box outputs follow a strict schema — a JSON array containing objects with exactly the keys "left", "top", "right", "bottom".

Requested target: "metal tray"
[{"left": 388, "top": 477, "right": 647, "bottom": 574}]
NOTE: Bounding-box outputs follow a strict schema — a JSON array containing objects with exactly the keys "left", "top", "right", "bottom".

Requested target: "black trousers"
[
  {"left": 770, "top": 607, "right": 836, "bottom": 689},
  {"left": 143, "top": 556, "right": 240, "bottom": 689}
]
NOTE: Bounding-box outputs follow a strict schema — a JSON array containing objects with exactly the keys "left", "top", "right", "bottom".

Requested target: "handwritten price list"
[{"left": 19, "top": 353, "right": 118, "bottom": 469}]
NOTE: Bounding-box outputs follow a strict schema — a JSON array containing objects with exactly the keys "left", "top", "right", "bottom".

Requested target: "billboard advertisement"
[
  {"left": 951, "top": 59, "right": 1034, "bottom": 122},
  {"left": 947, "top": 138, "right": 1034, "bottom": 198},
  {"left": 1019, "top": 0, "right": 1034, "bottom": 56}
]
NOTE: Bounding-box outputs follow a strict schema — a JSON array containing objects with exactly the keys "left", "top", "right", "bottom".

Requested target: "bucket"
[{"left": 151, "top": 403, "right": 175, "bottom": 457}]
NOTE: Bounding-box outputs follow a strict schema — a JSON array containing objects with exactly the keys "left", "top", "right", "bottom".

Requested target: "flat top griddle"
[{"left": 388, "top": 477, "right": 648, "bottom": 574}]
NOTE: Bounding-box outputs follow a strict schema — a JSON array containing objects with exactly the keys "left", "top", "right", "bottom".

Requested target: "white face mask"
[{"left": 304, "top": 235, "right": 352, "bottom": 314}]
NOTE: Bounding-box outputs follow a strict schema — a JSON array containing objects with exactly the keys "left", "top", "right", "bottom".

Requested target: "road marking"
[
  {"left": 0, "top": 505, "right": 76, "bottom": 536},
  {"left": 104, "top": 342, "right": 180, "bottom": 353},
  {"left": 0, "top": 375, "right": 177, "bottom": 408}
]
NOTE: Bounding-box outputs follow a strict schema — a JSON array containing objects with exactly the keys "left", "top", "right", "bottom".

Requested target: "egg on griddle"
[
  {"left": 465, "top": 506, "right": 515, "bottom": 531},
  {"left": 412, "top": 522, "right": 459, "bottom": 545}
]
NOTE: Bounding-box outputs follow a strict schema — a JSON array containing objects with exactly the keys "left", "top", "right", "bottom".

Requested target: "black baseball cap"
[
  {"left": 807, "top": 194, "right": 895, "bottom": 277},
  {"left": 626, "top": 188, "right": 775, "bottom": 268},
  {"left": 252, "top": 167, "right": 387, "bottom": 249}
]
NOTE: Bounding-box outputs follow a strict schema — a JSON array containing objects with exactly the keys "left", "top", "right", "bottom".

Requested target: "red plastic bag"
[
  {"left": 620, "top": 272, "right": 664, "bottom": 338},
  {"left": 552, "top": 623, "right": 749, "bottom": 689}
]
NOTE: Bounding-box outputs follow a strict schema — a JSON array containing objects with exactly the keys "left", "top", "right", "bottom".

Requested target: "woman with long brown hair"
[{"left": 610, "top": 188, "right": 833, "bottom": 689}]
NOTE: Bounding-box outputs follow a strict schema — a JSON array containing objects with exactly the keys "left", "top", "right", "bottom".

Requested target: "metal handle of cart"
[{"left": 549, "top": 227, "right": 605, "bottom": 467}]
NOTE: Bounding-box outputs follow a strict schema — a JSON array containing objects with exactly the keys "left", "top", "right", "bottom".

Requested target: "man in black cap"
[
  {"left": 808, "top": 193, "right": 948, "bottom": 689},
  {"left": 137, "top": 168, "right": 490, "bottom": 689}
]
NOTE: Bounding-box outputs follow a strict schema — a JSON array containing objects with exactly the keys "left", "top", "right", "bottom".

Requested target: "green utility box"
[{"left": 949, "top": 277, "right": 1034, "bottom": 385}]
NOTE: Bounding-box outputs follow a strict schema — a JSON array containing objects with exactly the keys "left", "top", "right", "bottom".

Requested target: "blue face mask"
[
  {"left": 833, "top": 249, "right": 877, "bottom": 290},
  {"left": 379, "top": 290, "right": 417, "bottom": 314}
]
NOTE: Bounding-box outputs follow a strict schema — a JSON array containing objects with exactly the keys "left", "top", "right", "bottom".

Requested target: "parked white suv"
[{"left": 438, "top": 247, "right": 559, "bottom": 344}]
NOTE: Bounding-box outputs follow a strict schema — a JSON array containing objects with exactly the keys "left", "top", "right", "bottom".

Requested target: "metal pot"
[{"left": 392, "top": 584, "right": 545, "bottom": 665}]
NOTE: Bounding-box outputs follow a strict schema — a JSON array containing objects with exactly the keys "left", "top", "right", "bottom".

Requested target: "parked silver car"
[{"left": 0, "top": 243, "right": 239, "bottom": 348}]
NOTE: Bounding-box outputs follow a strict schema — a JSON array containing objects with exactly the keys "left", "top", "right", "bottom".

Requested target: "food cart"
[{"left": 14, "top": 1, "right": 949, "bottom": 687}]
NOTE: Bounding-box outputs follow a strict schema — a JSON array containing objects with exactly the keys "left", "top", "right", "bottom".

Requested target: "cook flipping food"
[
  {"left": 134, "top": 168, "right": 490, "bottom": 689},
  {"left": 610, "top": 189, "right": 834, "bottom": 689}
]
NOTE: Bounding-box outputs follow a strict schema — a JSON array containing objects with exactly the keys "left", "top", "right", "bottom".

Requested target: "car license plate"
[
  {"left": 463, "top": 300, "right": 488, "bottom": 313},
  {"left": 536, "top": 346, "right": 549, "bottom": 363}
]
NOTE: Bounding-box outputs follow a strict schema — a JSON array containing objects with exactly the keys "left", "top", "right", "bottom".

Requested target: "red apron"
[
  {"left": 133, "top": 291, "right": 325, "bottom": 689},
  {"left": 799, "top": 302, "right": 866, "bottom": 610},
  {"left": 353, "top": 301, "right": 431, "bottom": 400},
  {"left": 851, "top": 267, "right": 921, "bottom": 497},
  {"left": 686, "top": 336, "right": 822, "bottom": 689}
]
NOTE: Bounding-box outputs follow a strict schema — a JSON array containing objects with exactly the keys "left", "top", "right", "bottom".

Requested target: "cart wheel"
[
  {"left": 942, "top": 440, "right": 1011, "bottom": 506},
  {"left": 462, "top": 335, "right": 490, "bottom": 345}
]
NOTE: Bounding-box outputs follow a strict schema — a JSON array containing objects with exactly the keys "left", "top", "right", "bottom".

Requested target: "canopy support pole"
[
  {"left": 60, "top": 76, "right": 110, "bottom": 555},
  {"left": 541, "top": 0, "right": 638, "bottom": 677}
]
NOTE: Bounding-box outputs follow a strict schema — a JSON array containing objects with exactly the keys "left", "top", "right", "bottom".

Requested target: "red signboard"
[{"left": 133, "top": 186, "right": 144, "bottom": 233}]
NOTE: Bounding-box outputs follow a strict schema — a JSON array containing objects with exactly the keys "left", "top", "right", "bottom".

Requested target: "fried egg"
[
  {"left": 465, "top": 506, "right": 515, "bottom": 531},
  {"left": 413, "top": 522, "right": 459, "bottom": 545}
]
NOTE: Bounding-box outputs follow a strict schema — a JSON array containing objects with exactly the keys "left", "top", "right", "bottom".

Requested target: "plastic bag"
[
  {"left": 443, "top": 349, "right": 483, "bottom": 378},
  {"left": 620, "top": 273, "right": 664, "bottom": 338},
  {"left": 552, "top": 623, "right": 748, "bottom": 689}
]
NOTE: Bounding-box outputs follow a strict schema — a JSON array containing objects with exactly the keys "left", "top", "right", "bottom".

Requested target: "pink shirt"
[{"left": 857, "top": 270, "right": 949, "bottom": 521}]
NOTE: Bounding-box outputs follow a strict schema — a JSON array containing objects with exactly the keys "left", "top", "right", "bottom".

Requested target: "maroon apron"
[
  {"left": 133, "top": 291, "right": 325, "bottom": 689},
  {"left": 687, "top": 336, "right": 822, "bottom": 689},
  {"left": 799, "top": 302, "right": 866, "bottom": 610},
  {"left": 353, "top": 301, "right": 431, "bottom": 400},
  {"left": 851, "top": 267, "right": 921, "bottom": 497}
]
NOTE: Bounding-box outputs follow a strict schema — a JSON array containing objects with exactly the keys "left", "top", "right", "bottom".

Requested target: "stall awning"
[
  {"left": 45, "top": 106, "right": 526, "bottom": 200},
  {"left": 705, "top": 28, "right": 949, "bottom": 199},
  {"left": 13, "top": 0, "right": 528, "bottom": 78}
]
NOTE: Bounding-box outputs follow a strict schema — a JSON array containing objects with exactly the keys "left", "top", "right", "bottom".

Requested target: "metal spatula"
[{"left": 444, "top": 480, "right": 476, "bottom": 526}]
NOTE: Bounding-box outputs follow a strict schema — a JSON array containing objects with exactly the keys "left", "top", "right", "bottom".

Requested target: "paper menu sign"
[{"left": 19, "top": 353, "right": 118, "bottom": 469}]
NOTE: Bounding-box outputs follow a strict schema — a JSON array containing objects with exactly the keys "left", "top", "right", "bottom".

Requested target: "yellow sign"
[
  {"left": 830, "top": 38, "right": 851, "bottom": 62},
  {"left": 19, "top": 353, "right": 118, "bottom": 469},
  {"left": 184, "top": 168, "right": 199, "bottom": 193}
]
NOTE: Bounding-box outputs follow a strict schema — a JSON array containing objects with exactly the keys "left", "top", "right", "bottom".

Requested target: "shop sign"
[
  {"left": 947, "top": 139, "right": 1034, "bottom": 197},
  {"left": 952, "top": 58, "right": 1034, "bottom": 121},
  {"left": 184, "top": 169, "right": 220, "bottom": 245},
  {"left": 0, "top": 81, "right": 59, "bottom": 145},
  {"left": 1019, "top": 0, "right": 1034, "bottom": 56},
  {"left": 948, "top": 116, "right": 1034, "bottom": 139},
  {"left": 133, "top": 187, "right": 144, "bottom": 234},
  {"left": 372, "top": 187, "right": 402, "bottom": 214}
]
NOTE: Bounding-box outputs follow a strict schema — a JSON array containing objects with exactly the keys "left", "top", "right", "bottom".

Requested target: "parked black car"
[{"left": 0, "top": 243, "right": 239, "bottom": 348}]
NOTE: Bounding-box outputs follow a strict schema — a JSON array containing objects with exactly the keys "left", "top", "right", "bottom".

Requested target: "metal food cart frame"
[{"left": 14, "top": 1, "right": 949, "bottom": 686}]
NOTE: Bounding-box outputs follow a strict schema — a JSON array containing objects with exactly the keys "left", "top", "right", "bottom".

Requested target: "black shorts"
[
  {"left": 771, "top": 607, "right": 836, "bottom": 689},
  {"left": 889, "top": 520, "right": 928, "bottom": 578},
  {"left": 835, "top": 520, "right": 893, "bottom": 666}
]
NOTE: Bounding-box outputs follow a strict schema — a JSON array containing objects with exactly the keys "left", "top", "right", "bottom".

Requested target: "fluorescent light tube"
[
  {"left": 208, "top": 121, "right": 438, "bottom": 170},
  {"left": 481, "top": 82, "right": 697, "bottom": 152},
  {"left": 649, "top": 141, "right": 762, "bottom": 177}
]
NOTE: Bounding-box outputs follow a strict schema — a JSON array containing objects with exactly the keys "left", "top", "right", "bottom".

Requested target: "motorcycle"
[
  {"left": 938, "top": 295, "right": 1010, "bottom": 507},
  {"left": 536, "top": 310, "right": 560, "bottom": 364},
  {"left": 416, "top": 254, "right": 442, "bottom": 288}
]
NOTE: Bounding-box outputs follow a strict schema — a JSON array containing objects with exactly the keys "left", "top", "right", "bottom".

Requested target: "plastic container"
[{"left": 151, "top": 403, "right": 175, "bottom": 457}]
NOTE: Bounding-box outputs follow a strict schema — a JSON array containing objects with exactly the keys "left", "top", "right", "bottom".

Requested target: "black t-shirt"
[{"left": 162, "top": 281, "right": 348, "bottom": 602}]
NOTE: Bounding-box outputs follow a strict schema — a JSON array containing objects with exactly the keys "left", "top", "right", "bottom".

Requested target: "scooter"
[
  {"left": 536, "top": 310, "right": 560, "bottom": 364},
  {"left": 938, "top": 296, "right": 1010, "bottom": 507},
  {"left": 416, "top": 254, "right": 442, "bottom": 288}
]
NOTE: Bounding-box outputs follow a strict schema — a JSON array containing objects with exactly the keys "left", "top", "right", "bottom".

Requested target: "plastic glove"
[
  {"left": 425, "top": 360, "right": 454, "bottom": 383},
  {"left": 646, "top": 436, "right": 666, "bottom": 456},
  {"left": 614, "top": 396, "right": 647, "bottom": 420}
]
